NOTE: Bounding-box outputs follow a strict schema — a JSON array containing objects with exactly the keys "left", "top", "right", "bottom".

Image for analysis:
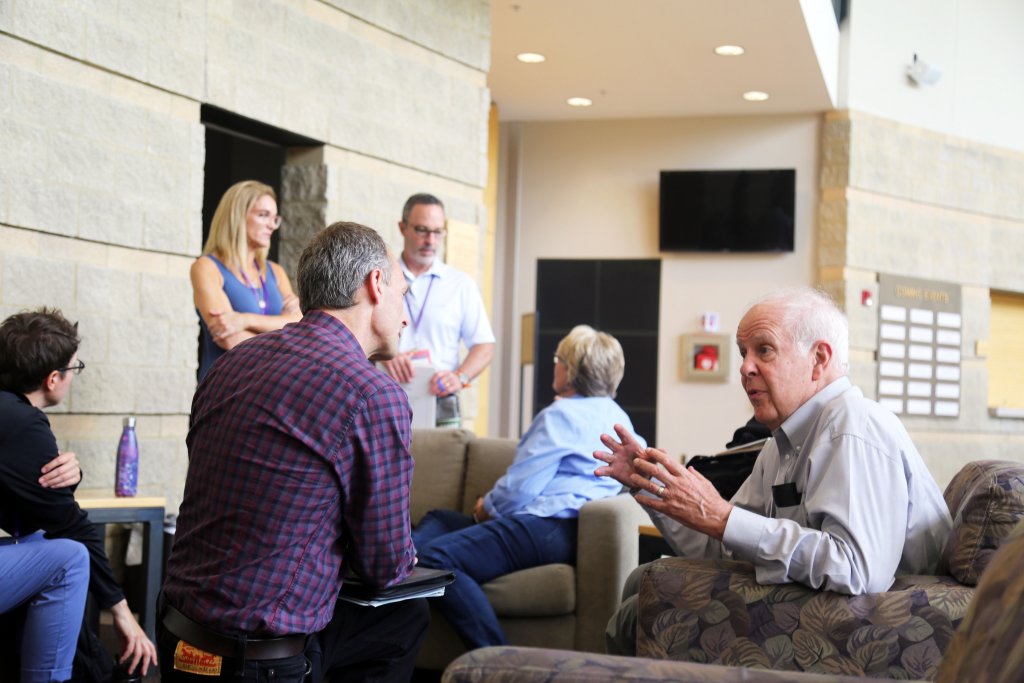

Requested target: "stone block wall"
[
  {"left": 0, "top": 0, "right": 492, "bottom": 513},
  {"left": 819, "top": 110, "right": 1024, "bottom": 485}
]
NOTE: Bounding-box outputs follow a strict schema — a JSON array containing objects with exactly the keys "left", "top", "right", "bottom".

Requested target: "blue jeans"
[
  {"left": 0, "top": 532, "right": 89, "bottom": 683},
  {"left": 413, "top": 509, "right": 577, "bottom": 649}
]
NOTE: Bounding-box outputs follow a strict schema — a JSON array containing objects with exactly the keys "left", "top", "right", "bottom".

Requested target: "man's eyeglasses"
[
  {"left": 59, "top": 360, "right": 85, "bottom": 375},
  {"left": 412, "top": 226, "right": 446, "bottom": 238}
]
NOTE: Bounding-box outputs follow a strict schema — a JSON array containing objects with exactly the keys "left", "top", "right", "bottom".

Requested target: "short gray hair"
[
  {"left": 747, "top": 287, "right": 849, "bottom": 372},
  {"left": 297, "top": 222, "right": 393, "bottom": 313},
  {"left": 401, "top": 193, "right": 444, "bottom": 223},
  {"left": 555, "top": 325, "right": 625, "bottom": 397}
]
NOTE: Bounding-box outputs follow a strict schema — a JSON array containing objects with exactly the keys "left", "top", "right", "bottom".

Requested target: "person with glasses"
[
  {"left": 411, "top": 325, "right": 644, "bottom": 649},
  {"left": 379, "top": 193, "right": 495, "bottom": 427},
  {"left": 192, "top": 180, "right": 302, "bottom": 381},
  {"left": 0, "top": 308, "right": 157, "bottom": 677}
]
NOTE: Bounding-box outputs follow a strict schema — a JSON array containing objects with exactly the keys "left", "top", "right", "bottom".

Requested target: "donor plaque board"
[{"left": 876, "top": 275, "right": 962, "bottom": 418}]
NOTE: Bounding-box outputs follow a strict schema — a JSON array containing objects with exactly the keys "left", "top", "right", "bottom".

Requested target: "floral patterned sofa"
[{"left": 442, "top": 460, "right": 1024, "bottom": 683}]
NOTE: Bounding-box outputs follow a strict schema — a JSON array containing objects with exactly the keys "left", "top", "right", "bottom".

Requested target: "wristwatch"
[{"left": 458, "top": 372, "right": 471, "bottom": 388}]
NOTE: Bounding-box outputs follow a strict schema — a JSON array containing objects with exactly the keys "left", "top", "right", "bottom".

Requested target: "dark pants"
[
  {"left": 158, "top": 598, "right": 429, "bottom": 683},
  {"left": 413, "top": 509, "right": 577, "bottom": 649}
]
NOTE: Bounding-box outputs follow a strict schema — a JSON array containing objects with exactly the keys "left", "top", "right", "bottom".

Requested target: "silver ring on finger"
[{"left": 657, "top": 485, "right": 666, "bottom": 497}]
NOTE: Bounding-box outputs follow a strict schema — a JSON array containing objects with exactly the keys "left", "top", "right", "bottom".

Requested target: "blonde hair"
[
  {"left": 555, "top": 325, "right": 625, "bottom": 397},
  {"left": 203, "top": 180, "right": 276, "bottom": 274}
]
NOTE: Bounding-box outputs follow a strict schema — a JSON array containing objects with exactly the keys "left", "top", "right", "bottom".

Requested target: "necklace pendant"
[{"left": 258, "top": 300, "right": 267, "bottom": 310}]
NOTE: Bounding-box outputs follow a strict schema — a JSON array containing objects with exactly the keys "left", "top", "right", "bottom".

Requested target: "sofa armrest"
[
  {"left": 410, "top": 429, "right": 476, "bottom": 524},
  {"left": 443, "top": 646, "right": 876, "bottom": 683},
  {"left": 461, "top": 438, "right": 517, "bottom": 514},
  {"left": 637, "top": 557, "right": 972, "bottom": 678},
  {"left": 574, "top": 492, "right": 650, "bottom": 652}
]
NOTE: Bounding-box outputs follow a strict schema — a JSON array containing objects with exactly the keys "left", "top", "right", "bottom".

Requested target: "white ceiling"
[{"left": 488, "top": 0, "right": 840, "bottom": 122}]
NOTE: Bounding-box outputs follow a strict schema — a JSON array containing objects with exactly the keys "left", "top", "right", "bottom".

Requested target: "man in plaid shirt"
[{"left": 160, "top": 222, "right": 427, "bottom": 682}]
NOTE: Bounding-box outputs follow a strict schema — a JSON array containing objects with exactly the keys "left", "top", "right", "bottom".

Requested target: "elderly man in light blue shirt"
[{"left": 596, "top": 287, "right": 952, "bottom": 655}]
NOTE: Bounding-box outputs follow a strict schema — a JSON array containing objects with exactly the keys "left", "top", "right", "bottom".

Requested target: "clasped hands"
[{"left": 593, "top": 424, "right": 732, "bottom": 540}]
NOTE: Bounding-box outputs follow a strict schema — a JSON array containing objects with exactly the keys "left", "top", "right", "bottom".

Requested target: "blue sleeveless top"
[{"left": 198, "top": 254, "right": 284, "bottom": 381}]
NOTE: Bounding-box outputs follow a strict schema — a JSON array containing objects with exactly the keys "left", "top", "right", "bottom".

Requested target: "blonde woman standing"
[{"left": 191, "top": 181, "right": 301, "bottom": 380}]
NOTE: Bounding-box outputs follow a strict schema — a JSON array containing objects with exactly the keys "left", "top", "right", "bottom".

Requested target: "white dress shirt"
[{"left": 398, "top": 258, "right": 495, "bottom": 372}]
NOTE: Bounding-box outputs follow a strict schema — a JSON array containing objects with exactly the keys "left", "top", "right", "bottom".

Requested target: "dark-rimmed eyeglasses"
[
  {"left": 412, "top": 226, "right": 446, "bottom": 238},
  {"left": 59, "top": 360, "right": 85, "bottom": 375}
]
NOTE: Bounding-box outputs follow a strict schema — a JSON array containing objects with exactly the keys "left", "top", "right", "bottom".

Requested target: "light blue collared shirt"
[
  {"left": 652, "top": 377, "right": 951, "bottom": 594},
  {"left": 484, "top": 396, "right": 645, "bottom": 519}
]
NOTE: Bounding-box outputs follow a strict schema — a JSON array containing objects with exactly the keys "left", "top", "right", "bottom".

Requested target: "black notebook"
[{"left": 339, "top": 566, "right": 455, "bottom": 607}]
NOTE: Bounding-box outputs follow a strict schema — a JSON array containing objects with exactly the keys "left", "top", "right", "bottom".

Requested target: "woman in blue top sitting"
[
  {"left": 191, "top": 180, "right": 302, "bottom": 381},
  {"left": 413, "top": 324, "right": 645, "bottom": 649}
]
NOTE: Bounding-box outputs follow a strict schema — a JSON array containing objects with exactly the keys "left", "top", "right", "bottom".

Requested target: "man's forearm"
[{"left": 457, "top": 343, "right": 495, "bottom": 383}]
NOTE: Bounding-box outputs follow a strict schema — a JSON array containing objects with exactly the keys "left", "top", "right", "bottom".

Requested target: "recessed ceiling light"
[
  {"left": 567, "top": 97, "right": 593, "bottom": 107},
  {"left": 517, "top": 52, "right": 546, "bottom": 63},
  {"left": 742, "top": 90, "right": 769, "bottom": 102},
  {"left": 714, "top": 45, "right": 745, "bottom": 56}
]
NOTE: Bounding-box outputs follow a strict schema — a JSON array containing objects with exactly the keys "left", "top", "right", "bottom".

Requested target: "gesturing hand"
[
  {"left": 629, "top": 448, "right": 733, "bottom": 540},
  {"left": 593, "top": 424, "right": 647, "bottom": 487}
]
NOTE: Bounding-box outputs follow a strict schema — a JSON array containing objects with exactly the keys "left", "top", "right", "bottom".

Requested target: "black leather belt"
[{"left": 162, "top": 604, "right": 307, "bottom": 660}]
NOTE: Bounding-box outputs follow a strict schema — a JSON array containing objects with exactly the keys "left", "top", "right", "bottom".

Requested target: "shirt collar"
[
  {"left": 775, "top": 376, "right": 852, "bottom": 451},
  {"left": 400, "top": 256, "right": 447, "bottom": 282},
  {"left": 302, "top": 309, "right": 363, "bottom": 352}
]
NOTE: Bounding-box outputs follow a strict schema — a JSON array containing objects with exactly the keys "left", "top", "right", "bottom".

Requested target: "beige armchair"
[{"left": 409, "top": 428, "right": 650, "bottom": 670}]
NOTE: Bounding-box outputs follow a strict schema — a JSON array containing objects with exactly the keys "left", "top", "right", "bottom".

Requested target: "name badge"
[{"left": 772, "top": 482, "right": 802, "bottom": 508}]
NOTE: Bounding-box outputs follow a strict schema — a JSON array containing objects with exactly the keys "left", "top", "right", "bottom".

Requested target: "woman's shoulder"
[
  {"left": 191, "top": 254, "right": 227, "bottom": 281},
  {"left": 192, "top": 253, "right": 221, "bottom": 271}
]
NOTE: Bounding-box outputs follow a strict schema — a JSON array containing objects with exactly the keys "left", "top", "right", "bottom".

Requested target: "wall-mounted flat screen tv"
[{"left": 659, "top": 169, "right": 795, "bottom": 252}]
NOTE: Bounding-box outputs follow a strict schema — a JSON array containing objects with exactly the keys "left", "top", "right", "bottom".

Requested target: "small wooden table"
[{"left": 77, "top": 494, "right": 166, "bottom": 642}]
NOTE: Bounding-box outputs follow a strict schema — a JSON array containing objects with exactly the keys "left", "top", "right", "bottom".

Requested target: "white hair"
[{"left": 746, "top": 287, "right": 849, "bottom": 373}]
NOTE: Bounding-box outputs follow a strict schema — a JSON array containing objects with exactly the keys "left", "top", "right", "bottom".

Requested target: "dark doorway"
[
  {"left": 200, "top": 105, "right": 321, "bottom": 260},
  {"left": 534, "top": 259, "right": 661, "bottom": 444}
]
